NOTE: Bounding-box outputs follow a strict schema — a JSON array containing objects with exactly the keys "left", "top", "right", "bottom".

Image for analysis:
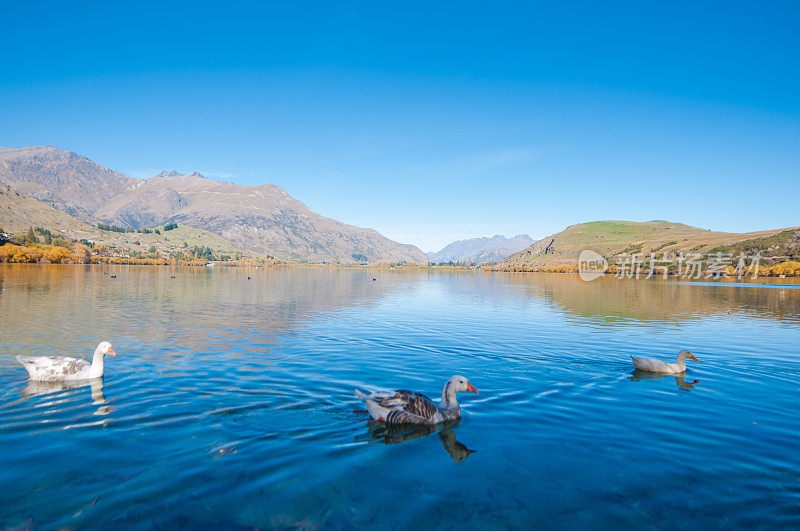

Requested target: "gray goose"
[
  {"left": 355, "top": 375, "right": 478, "bottom": 425},
  {"left": 631, "top": 350, "right": 698, "bottom": 374}
]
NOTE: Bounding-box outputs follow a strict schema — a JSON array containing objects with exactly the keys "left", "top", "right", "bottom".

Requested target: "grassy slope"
[
  {"left": 64, "top": 225, "right": 252, "bottom": 257},
  {"left": 1, "top": 183, "right": 93, "bottom": 232},
  {"left": 1, "top": 183, "right": 250, "bottom": 256},
  {"left": 499, "top": 220, "right": 800, "bottom": 267}
]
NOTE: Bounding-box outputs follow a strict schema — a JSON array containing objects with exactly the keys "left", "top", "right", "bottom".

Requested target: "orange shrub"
[
  {"left": 0, "top": 244, "right": 23, "bottom": 262},
  {"left": 41, "top": 246, "right": 77, "bottom": 263},
  {"left": 12, "top": 246, "right": 42, "bottom": 263},
  {"left": 770, "top": 260, "right": 800, "bottom": 276}
]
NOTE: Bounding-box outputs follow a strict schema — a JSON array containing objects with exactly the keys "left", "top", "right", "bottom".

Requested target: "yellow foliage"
[
  {"left": 12, "top": 246, "right": 42, "bottom": 263},
  {"left": 42, "top": 246, "right": 76, "bottom": 263},
  {"left": 770, "top": 260, "right": 800, "bottom": 276},
  {"left": 0, "top": 244, "right": 23, "bottom": 262},
  {"left": 0, "top": 243, "right": 82, "bottom": 263}
]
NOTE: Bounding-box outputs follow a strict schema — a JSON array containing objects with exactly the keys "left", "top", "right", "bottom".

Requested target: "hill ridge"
[{"left": 497, "top": 220, "right": 800, "bottom": 268}]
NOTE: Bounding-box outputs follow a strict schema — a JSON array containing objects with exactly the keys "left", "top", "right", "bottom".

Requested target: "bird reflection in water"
[
  {"left": 22, "top": 377, "right": 111, "bottom": 415},
  {"left": 364, "top": 419, "right": 476, "bottom": 462},
  {"left": 629, "top": 369, "right": 700, "bottom": 390}
]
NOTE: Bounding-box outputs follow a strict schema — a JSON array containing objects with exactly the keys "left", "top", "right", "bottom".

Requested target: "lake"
[{"left": 1, "top": 264, "right": 799, "bottom": 529}]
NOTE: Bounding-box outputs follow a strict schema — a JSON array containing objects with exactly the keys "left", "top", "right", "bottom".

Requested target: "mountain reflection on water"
[
  {"left": 0, "top": 264, "right": 402, "bottom": 352},
  {"left": 496, "top": 272, "right": 800, "bottom": 325},
  {"left": 1, "top": 265, "right": 799, "bottom": 528}
]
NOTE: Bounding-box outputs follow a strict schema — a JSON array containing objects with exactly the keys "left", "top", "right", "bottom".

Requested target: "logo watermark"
[
  {"left": 578, "top": 249, "right": 608, "bottom": 281},
  {"left": 578, "top": 251, "right": 763, "bottom": 281}
]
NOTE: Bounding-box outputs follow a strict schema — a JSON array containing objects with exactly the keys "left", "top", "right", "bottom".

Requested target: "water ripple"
[{"left": 1, "top": 266, "right": 799, "bottom": 528}]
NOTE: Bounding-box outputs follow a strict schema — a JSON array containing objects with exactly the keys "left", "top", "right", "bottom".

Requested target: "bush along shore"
[
  {"left": 488, "top": 261, "right": 800, "bottom": 277},
  {"left": 0, "top": 226, "right": 417, "bottom": 269},
  {"left": 0, "top": 226, "right": 274, "bottom": 267},
  {"left": 6, "top": 224, "right": 795, "bottom": 275}
]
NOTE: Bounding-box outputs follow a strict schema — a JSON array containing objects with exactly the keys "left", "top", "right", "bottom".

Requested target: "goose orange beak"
[
  {"left": 466, "top": 383, "right": 478, "bottom": 394},
  {"left": 690, "top": 355, "right": 698, "bottom": 362},
  {"left": 108, "top": 347, "right": 117, "bottom": 356}
]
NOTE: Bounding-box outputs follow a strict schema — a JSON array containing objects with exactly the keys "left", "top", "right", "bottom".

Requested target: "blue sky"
[{"left": 2, "top": 2, "right": 798, "bottom": 251}]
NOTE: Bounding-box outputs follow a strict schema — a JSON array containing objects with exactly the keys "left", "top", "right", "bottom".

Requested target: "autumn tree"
[
  {"left": 43, "top": 246, "right": 74, "bottom": 263},
  {"left": 72, "top": 243, "right": 92, "bottom": 263},
  {"left": 772, "top": 260, "right": 800, "bottom": 276},
  {"left": 0, "top": 244, "right": 20, "bottom": 262},
  {"left": 13, "top": 246, "right": 42, "bottom": 263}
]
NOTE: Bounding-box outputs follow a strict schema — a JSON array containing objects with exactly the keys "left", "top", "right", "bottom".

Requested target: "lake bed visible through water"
[{"left": 1, "top": 265, "right": 799, "bottom": 529}]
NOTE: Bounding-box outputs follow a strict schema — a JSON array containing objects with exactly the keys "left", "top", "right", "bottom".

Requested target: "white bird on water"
[
  {"left": 15, "top": 341, "right": 117, "bottom": 381},
  {"left": 355, "top": 375, "right": 478, "bottom": 425},
  {"left": 631, "top": 350, "right": 698, "bottom": 374}
]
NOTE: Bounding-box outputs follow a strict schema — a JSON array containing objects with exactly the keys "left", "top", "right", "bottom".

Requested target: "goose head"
[
  {"left": 677, "top": 350, "right": 698, "bottom": 362},
  {"left": 442, "top": 375, "right": 478, "bottom": 408},
  {"left": 96, "top": 341, "right": 117, "bottom": 357},
  {"left": 448, "top": 375, "right": 478, "bottom": 394}
]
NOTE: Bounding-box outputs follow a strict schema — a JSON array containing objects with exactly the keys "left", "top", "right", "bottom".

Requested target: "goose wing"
[
  {"left": 356, "top": 388, "right": 441, "bottom": 424},
  {"left": 378, "top": 390, "right": 439, "bottom": 423},
  {"left": 631, "top": 356, "right": 671, "bottom": 373},
  {"left": 16, "top": 355, "right": 89, "bottom": 380}
]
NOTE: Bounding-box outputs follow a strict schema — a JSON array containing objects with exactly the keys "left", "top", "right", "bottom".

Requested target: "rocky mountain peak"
[{"left": 0, "top": 145, "right": 428, "bottom": 263}]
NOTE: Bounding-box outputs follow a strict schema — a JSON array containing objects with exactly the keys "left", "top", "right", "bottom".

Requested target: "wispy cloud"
[{"left": 397, "top": 145, "right": 549, "bottom": 179}]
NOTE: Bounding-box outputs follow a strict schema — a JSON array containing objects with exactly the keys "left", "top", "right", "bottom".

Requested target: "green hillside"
[{"left": 498, "top": 220, "right": 800, "bottom": 268}]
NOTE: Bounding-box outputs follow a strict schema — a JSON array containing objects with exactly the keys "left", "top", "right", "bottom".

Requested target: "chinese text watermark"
[{"left": 578, "top": 251, "right": 762, "bottom": 281}]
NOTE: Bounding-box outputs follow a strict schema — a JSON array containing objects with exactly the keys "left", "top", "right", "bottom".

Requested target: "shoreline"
[{"left": 1, "top": 260, "right": 798, "bottom": 281}]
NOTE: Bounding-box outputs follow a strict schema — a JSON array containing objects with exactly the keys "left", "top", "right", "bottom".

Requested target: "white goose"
[
  {"left": 16, "top": 341, "right": 117, "bottom": 381},
  {"left": 631, "top": 350, "right": 698, "bottom": 374},
  {"left": 355, "top": 375, "right": 478, "bottom": 425}
]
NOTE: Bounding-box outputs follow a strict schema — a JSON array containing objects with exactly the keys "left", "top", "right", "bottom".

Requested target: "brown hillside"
[
  {"left": 0, "top": 148, "right": 428, "bottom": 264},
  {"left": 498, "top": 220, "right": 800, "bottom": 268}
]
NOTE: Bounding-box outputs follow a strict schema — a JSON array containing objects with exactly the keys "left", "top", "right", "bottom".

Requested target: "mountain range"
[
  {"left": 428, "top": 234, "right": 534, "bottom": 264},
  {"left": 0, "top": 146, "right": 427, "bottom": 263},
  {"left": 4, "top": 146, "right": 796, "bottom": 268}
]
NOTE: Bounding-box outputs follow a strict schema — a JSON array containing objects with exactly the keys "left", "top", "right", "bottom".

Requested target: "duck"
[
  {"left": 631, "top": 350, "right": 698, "bottom": 374},
  {"left": 15, "top": 341, "right": 117, "bottom": 381},
  {"left": 355, "top": 375, "right": 478, "bottom": 425}
]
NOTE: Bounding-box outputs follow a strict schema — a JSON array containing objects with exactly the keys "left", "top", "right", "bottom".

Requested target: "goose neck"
[
  {"left": 441, "top": 381, "right": 459, "bottom": 409},
  {"left": 91, "top": 349, "right": 105, "bottom": 373}
]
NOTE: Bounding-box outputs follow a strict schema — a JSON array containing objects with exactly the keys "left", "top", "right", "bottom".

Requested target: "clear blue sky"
[{"left": 2, "top": 1, "right": 798, "bottom": 251}]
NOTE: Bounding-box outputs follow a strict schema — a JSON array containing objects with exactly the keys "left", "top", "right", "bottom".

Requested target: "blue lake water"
[{"left": 1, "top": 265, "right": 799, "bottom": 529}]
